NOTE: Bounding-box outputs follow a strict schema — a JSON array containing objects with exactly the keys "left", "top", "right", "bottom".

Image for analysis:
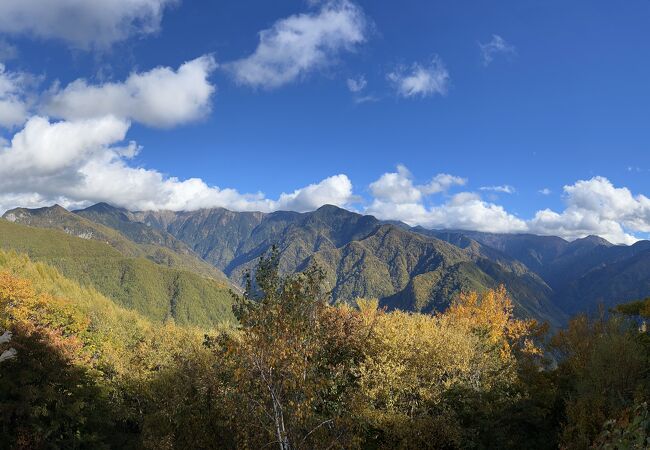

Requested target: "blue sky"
[{"left": 0, "top": 0, "right": 649, "bottom": 243}]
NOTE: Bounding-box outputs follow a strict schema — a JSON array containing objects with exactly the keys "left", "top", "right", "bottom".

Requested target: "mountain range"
[{"left": 3, "top": 202, "right": 650, "bottom": 327}]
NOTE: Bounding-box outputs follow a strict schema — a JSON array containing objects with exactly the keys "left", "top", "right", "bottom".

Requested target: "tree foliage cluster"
[{"left": 0, "top": 249, "right": 648, "bottom": 449}]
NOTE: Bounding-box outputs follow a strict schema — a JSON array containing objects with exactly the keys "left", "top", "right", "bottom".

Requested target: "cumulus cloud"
[
  {"left": 369, "top": 165, "right": 465, "bottom": 205},
  {"left": 224, "top": 0, "right": 367, "bottom": 89},
  {"left": 0, "top": 116, "right": 355, "bottom": 213},
  {"left": 528, "top": 177, "right": 650, "bottom": 244},
  {"left": 0, "top": 64, "right": 31, "bottom": 129},
  {"left": 367, "top": 166, "right": 524, "bottom": 233},
  {"left": 0, "top": 115, "right": 130, "bottom": 178},
  {"left": 479, "top": 34, "right": 516, "bottom": 66},
  {"left": 480, "top": 185, "right": 516, "bottom": 194},
  {"left": 43, "top": 56, "right": 216, "bottom": 128},
  {"left": 387, "top": 57, "right": 449, "bottom": 98},
  {"left": 367, "top": 193, "right": 527, "bottom": 233},
  {"left": 365, "top": 166, "right": 521, "bottom": 232},
  {"left": 366, "top": 168, "right": 650, "bottom": 244},
  {"left": 276, "top": 174, "right": 353, "bottom": 212},
  {"left": 0, "top": 0, "right": 177, "bottom": 49},
  {"left": 370, "top": 165, "right": 423, "bottom": 203},
  {"left": 422, "top": 173, "right": 467, "bottom": 194}
]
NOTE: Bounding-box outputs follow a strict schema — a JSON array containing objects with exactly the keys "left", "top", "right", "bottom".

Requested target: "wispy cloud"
[
  {"left": 479, "top": 34, "right": 516, "bottom": 66},
  {"left": 346, "top": 75, "right": 367, "bottom": 93},
  {"left": 387, "top": 57, "right": 449, "bottom": 98},
  {"left": 480, "top": 185, "right": 516, "bottom": 194},
  {"left": 539, "top": 188, "right": 552, "bottom": 195}
]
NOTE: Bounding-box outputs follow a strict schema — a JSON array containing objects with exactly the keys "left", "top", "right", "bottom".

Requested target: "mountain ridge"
[
  {"left": 7, "top": 202, "right": 650, "bottom": 326},
  {"left": 64, "top": 203, "right": 567, "bottom": 325}
]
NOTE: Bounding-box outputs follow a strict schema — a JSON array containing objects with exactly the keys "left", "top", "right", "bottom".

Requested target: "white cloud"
[
  {"left": 0, "top": 115, "right": 355, "bottom": 214},
  {"left": 479, "top": 184, "right": 516, "bottom": 194},
  {"left": 369, "top": 165, "right": 465, "bottom": 205},
  {"left": 0, "top": 116, "right": 130, "bottom": 177},
  {"left": 346, "top": 75, "right": 366, "bottom": 92},
  {"left": 424, "top": 193, "right": 527, "bottom": 232},
  {"left": 366, "top": 168, "right": 650, "bottom": 244},
  {"left": 353, "top": 95, "right": 379, "bottom": 104},
  {"left": 0, "top": 64, "right": 30, "bottom": 128},
  {"left": 539, "top": 188, "right": 552, "bottom": 195},
  {"left": 528, "top": 177, "right": 650, "bottom": 244},
  {"left": 43, "top": 56, "right": 216, "bottom": 128},
  {"left": 367, "top": 192, "right": 527, "bottom": 233},
  {"left": 276, "top": 174, "right": 353, "bottom": 212},
  {"left": 224, "top": 0, "right": 367, "bottom": 89},
  {"left": 370, "top": 165, "right": 423, "bottom": 203},
  {"left": 387, "top": 57, "right": 449, "bottom": 98},
  {"left": 0, "top": 0, "right": 177, "bottom": 49},
  {"left": 365, "top": 166, "right": 520, "bottom": 233},
  {"left": 479, "top": 34, "right": 516, "bottom": 66}
]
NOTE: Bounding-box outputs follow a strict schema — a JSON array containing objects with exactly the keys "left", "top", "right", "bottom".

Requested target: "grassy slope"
[
  {"left": 4, "top": 206, "right": 227, "bottom": 281},
  {"left": 0, "top": 220, "right": 235, "bottom": 327}
]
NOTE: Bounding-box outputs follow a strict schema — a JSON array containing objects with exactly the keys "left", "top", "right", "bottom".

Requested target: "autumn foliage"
[{"left": 1, "top": 250, "right": 649, "bottom": 449}]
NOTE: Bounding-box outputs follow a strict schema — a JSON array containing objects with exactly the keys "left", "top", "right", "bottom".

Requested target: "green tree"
[{"left": 215, "top": 248, "right": 367, "bottom": 450}]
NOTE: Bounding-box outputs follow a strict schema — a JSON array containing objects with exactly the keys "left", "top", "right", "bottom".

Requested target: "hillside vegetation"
[
  {"left": 1, "top": 249, "right": 648, "bottom": 449},
  {"left": 4, "top": 205, "right": 228, "bottom": 281},
  {"left": 0, "top": 220, "right": 235, "bottom": 327}
]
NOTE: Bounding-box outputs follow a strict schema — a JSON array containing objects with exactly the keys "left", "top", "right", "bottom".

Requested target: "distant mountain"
[
  {"left": 11, "top": 202, "right": 650, "bottom": 326},
  {"left": 424, "top": 229, "right": 650, "bottom": 315},
  {"left": 67, "top": 203, "right": 566, "bottom": 326},
  {"left": 0, "top": 218, "right": 235, "bottom": 327}
]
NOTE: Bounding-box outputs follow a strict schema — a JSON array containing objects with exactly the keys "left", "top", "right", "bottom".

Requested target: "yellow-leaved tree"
[{"left": 355, "top": 285, "right": 548, "bottom": 449}]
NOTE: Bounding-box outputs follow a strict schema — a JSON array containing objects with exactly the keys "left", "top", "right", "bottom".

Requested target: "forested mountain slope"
[
  {"left": 4, "top": 205, "right": 228, "bottom": 282},
  {"left": 0, "top": 219, "right": 235, "bottom": 327},
  {"left": 10, "top": 201, "right": 650, "bottom": 325},
  {"left": 424, "top": 229, "right": 650, "bottom": 314},
  {"left": 71, "top": 203, "right": 566, "bottom": 326}
]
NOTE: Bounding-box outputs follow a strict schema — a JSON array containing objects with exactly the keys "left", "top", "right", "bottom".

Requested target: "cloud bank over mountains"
[{"left": 0, "top": 112, "right": 646, "bottom": 244}]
